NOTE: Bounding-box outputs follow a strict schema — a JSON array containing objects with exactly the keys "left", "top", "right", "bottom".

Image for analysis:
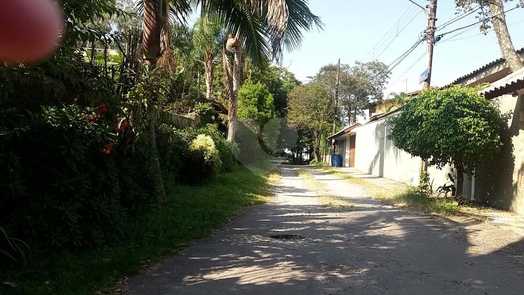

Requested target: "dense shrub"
[
  {"left": 157, "top": 124, "right": 237, "bottom": 185},
  {"left": 198, "top": 124, "right": 238, "bottom": 172},
  {"left": 0, "top": 105, "right": 154, "bottom": 251},
  {"left": 0, "top": 53, "right": 117, "bottom": 111}
]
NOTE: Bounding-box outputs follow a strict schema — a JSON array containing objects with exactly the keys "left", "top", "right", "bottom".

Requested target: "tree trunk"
[
  {"left": 257, "top": 123, "right": 273, "bottom": 155},
  {"left": 103, "top": 43, "right": 108, "bottom": 74},
  {"left": 313, "top": 131, "right": 322, "bottom": 162},
  {"left": 223, "top": 48, "right": 236, "bottom": 142},
  {"left": 204, "top": 51, "right": 214, "bottom": 100},
  {"left": 141, "top": 0, "right": 166, "bottom": 204},
  {"left": 225, "top": 35, "right": 242, "bottom": 143},
  {"left": 142, "top": 0, "right": 162, "bottom": 64},
  {"left": 158, "top": 9, "right": 176, "bottom": 72},
  {"left": 489, "top": 0, "right": 524, "bottom": 71},
  {"left": 90, "top": 40, "right": 96, "bottom": 65},
  {"left": 455, "top": 161, "right": 464, "bottom": 199},
  {"left": 228, "top": 50, "right": 243, "bottom": 142},
  {"left": 148, "top": 108, "right": 167, "bottom": 204},
  {"left": 314, "top": 146, "right": 322, "bottom": 163}
]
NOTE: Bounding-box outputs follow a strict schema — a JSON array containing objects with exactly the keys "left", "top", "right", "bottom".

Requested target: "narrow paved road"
[{"left": 128, "top": 165, "right": 524, "bottom": 295}]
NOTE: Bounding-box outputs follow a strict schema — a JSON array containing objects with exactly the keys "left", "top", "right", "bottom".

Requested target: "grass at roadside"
[
  {"left": 2, "top": 166, "right": 277, "bottom": 295},
  {"left": 318, "top": 167, "right": 462, "bottom": 215}
]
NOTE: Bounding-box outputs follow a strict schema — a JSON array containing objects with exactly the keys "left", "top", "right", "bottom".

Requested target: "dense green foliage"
[
  {"left": 316, "top": 61, "right": 389, "bottom": 125},
  {"left": 248, "top": 65, "right": 300, "bottom": 118},
  {"left": 0, "top": 0, "right": 320, "bottom": 292},
  {"left": 1, "top": 167, "right": 270, "bottom": 295},
  {"left": 390, "top": 85, "right": 505, "bottom": 170},
  {"left": 238, "top": 81, "right": 275, "bottom": 126},
  {"left": 288, "top": 83, "right": 333, "bottom": 161}
]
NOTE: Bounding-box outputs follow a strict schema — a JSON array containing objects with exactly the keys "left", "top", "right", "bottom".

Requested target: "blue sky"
[{"left": 281, "top": 0, "right": 524, "bottom": 95}]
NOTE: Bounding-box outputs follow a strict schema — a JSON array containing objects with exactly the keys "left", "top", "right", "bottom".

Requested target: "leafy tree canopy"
[
  {"left": 248, "top": 65, "right": 300, "bottom": 117},
  {"left": 390, "top": 85, "right": 505, "bottom": 171},
  {"left": 238, "top": 81, "right": 275, "bottom": 126},
  {"left": 288, "top": 82, "right": 332, "bottom": 160},
  {"left": 316, "top": 60, "right": 389, "bottom": 125}
]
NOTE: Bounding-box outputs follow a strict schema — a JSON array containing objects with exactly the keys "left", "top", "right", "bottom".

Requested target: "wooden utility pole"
[
  {"left": 422, "top": 0, "right": 438, "bottom": 89},
  {"left": 419, "top": 0, "right": 438, "bottom": 190},
  {"left": 332, "top": 58, "right": 341, "bottom": 134}
]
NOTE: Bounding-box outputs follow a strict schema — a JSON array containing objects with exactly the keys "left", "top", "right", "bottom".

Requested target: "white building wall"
[
  {"left": 493, "top": 94, "right": 524, "bottom": 215},
  {"left": 383, "top": 123, "right": 422, "bottom": 186},
  {"left": 353, "top": 115, "right": 450, "bottom": 188},
  {"left": 354, "top": 120, "right": 384, "bottom": 176}
]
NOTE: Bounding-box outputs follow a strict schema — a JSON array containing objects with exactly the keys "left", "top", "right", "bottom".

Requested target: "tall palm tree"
[
  {"left": 199, "top": 0, "right": 322, "bottom": 142},
  {"left": 192, "top": 17, "right": 223, "bottom": 100},
  {"left": 141, "top": 0, "right": 191, "bottom": 67},
  {"left": 139, "top": 1, "right": 321, "bottom": 182},
  {"left": 139, "top": 0, "right": 190, "bottom": 203}
]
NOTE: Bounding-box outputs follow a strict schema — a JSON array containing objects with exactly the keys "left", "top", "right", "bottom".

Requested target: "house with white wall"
[
  {"left": 329, "top": 49, "right": 524, "bottom": 216},
  {"left": 328, "top": 104, "right": 451, "bottom": 190}
]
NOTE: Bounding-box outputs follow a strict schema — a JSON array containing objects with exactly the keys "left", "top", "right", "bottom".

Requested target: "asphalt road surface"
[{"left": 128, "top": 165, "right": 524, "bottom": 295}]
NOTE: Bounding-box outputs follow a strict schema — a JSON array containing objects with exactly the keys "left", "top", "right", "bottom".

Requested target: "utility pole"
[
  {"left": 420, "top": 0, "right": 438, "bottom": 191},
  {"left": 422, "top": 0, "right": 438, "bottom": 89},
  {"left": 332, "top": 58, "right": 341, "bottom": 134}
]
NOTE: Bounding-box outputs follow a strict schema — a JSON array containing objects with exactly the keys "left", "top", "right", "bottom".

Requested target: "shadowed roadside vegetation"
[{"left": 1, "top": 167, "right": 277, "bottom": 295}]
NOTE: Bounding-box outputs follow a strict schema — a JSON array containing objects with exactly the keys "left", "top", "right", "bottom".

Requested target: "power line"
[
  {"left": 386, "top": 49, "right": 426, "bottom": 92},
  {"left": 371, "top": 7, "right": 411, "bottom": 56},
  {"left": 400, "top": 50, "right": 427, "bottom": 77},
  {"left": 437, "top": 7, "right": 480, "bottom": 32},
  {"left": 388, "top": 38, "right": 425, "bottom": 71},
  {"left": 439, "top": 10, "right": 524, "bottom": 44},
  {"left": 439, "top": 26, "right": 476, "bottom": 43},
  {"left": 373, "top": 36, "right": 425, "bottom": 80},
  {"left": 408, "top": 0, "right": 426, "bottom": 12},
  {"left": 374, "top": 9, "right": 424, "bottom": 59},
  {"left": 369, "top": 5, "right": 423, "bottom": 60},
  {"left": 437, "top": 5, "right": 520, "bottom": 38}
]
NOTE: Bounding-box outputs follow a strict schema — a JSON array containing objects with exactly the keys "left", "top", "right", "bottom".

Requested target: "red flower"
[
  {"left": 116, "top": 118, "right": 130, "bottom": 133},
  {"left": 87, "top": 114, "right": 98, "bottom": 123},
  {"left": 97, "top": 103, "right": 109, "bottom": 115},
  {"left": 101, "top": 143, "right": 113, "bottom": 155}
]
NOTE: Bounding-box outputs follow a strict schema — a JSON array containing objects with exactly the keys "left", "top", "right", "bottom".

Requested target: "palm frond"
[
  {"left": 265, "top": 0, "right": 323, "bottom": 61},
  {"left": 199, "top": 0, "right": 271, "bottom": 64},
  {"left": 136, "top": 0, "right": 192, "bottom": 24}
]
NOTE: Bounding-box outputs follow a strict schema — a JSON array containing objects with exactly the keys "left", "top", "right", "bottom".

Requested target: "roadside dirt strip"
[{"left": 128, "top": 165, "right": 524, "bottom": 295}]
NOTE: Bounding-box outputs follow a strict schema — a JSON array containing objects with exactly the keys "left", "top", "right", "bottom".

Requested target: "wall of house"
[
  {"left": 344, "top": 135, "right": 351, "bottom": 167},
  {"left": 514, "top": 95, "right": 524, "bottom": 215},
  {"left": 470, "top": 94, "right": 524, "bottom": 215},
  {"left": 383, "top": 123, "right": 422, "bottom": 186},
  {"left": 353, "top": 116, "right": 449, "bottom": 187},
  {"left": 498, "top": 94, "right": 524, "bottom": 215},
  {"left": 354, "top": 120, "right": 385, "bottom": 177}
]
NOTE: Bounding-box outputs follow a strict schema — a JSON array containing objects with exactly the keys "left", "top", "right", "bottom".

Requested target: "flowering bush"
[
  {"left": 190, "top": 135, "right": 219, "bottom": 162},
  {"left": 188, "top": 134, "right": 222, "bottom": 179}
]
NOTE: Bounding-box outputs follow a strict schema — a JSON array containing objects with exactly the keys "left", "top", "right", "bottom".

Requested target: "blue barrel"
[{"left": 331, "top": 154, "right": 343, "bottom": 167}]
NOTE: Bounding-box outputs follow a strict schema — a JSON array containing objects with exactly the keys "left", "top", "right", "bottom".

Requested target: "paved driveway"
[{"left": 128, "top": 165, "right": 524, "bottom": 295}]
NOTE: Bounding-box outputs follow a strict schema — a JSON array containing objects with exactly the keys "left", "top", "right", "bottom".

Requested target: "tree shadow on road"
[{"left": 129, "top": 170, "right": 524, "bottom": 295}]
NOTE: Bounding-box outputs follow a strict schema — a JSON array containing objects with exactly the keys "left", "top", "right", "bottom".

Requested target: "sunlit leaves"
[{"left": 390, "top": 85, "right": 506, "bottom": 171}]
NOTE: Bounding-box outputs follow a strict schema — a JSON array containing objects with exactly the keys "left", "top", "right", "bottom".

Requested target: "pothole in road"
[{"left": 269, "top": 234, "right": 305, "bottom": 240}]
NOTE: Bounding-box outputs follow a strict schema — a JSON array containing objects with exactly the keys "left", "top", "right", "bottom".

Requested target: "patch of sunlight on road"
[
  {"left": 363, "top": 223, "right": 407, "bottom": 239},
  {"left": 183, "top": 261, "right": 308, "bottom": 286},
  {"left": 465, "top": 224, "right": 524, "bottom": 257}
]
